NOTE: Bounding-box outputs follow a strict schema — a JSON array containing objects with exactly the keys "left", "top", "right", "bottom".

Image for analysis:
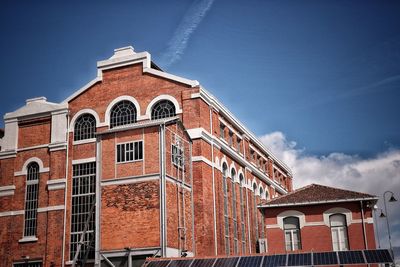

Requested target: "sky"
[{"left": 0, "top": 0, "right": 399, "bottom": 249}]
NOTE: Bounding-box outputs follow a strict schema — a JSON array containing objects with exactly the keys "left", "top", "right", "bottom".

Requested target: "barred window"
[
  {"left": 24, "top": 162, "right": 39, "bottom": 237},
  {"left": 116, "top": 141, "right": 143, "bottom": 163},
  {"left": 239, "top": 175, "right": 246, "bottom": 253},
  {"left": 74, "top": 114, "right": 96, "bottom": 141},
  {"left": 231, "top": 169, "right": 238, "bottom": 254},
  {"left": 110, "top": 100, "right": 137, "bottom": 128},
  {"left": 13, "top": 262, "right": 42, "bottom": 267},
  {"left": 70, "top": 162, "right": 96, "bottom": 261},
  {"left": 222, "top": 163, "right": 230, "bottom": 255},
  {"left": 172, "top": 144, "right": 184, "bottom": 167},
  {"left": 151, "top": 100, "right": 176, "bottom": 120}
]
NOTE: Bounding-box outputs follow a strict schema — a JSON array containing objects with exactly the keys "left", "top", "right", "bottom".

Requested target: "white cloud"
[
  {"left": 160, "top": 0, "right": 215, "bottom": 67},
  {"left": 259, "top": 131, "right": 400, "bottom": 247}
]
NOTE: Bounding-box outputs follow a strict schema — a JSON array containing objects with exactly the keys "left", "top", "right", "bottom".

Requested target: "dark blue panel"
[
  {"left": 287, "top": 253, "right": 312, "bottom": 266},
  {"left": 168, "top": 259, "right": 194, "bottom": 267},
  {"left": 262, "top": 255, "right": 287, "bottom": 267},
  {"left": 364, "top": 249, "right": 393, "bottom": 263},
  {"left": 237, "top": 256, "right": 263, "bottom": 267},
  {"left": 214, "top": 257, "right": 239, "bottom": 267},
  {"left": 147, "top": 260, "right": 171, "bottom": 267},
  {"left": 191, "top": 258, "right": 216, "bottom": 267},
  {"left": 313, "top": 252, "right": 338, "bottom": 265},
  {"left": 338, "top": 251, "right": 365, "bottom": 264}
]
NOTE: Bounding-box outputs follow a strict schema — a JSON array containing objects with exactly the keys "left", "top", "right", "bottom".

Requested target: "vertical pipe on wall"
[
  {"left": 61, "top": 115, "right": 70, "bottom": 267},
  {"left": 95, "top": 136, "right": 102, "bottom": 266},
  {"left": 210, "top": 108, "right": 218, "bottom": 255},
  {"left": 360, "top": 201, "right": 368, "bottom": 249},
  {"left": 159, "top": 124, "right": 167, "bottom": 257},
  {"left": 190, "top": 141, "right": 196, "bottom": 256}
]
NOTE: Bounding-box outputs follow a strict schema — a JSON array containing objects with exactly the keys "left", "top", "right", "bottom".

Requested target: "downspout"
[
  {"left": 190, "top": 141, "right": 196, "bottom": 256},
  {"left": 360, "top": 201, "right": 368, "bottom": 249},
  {"left": 210, "top": 108, "right": 218, "bottom": 255},
  {"left": 95, "top": 136, "right": 102, "bottom": 266},
  {"left": 159, "top": 124, "right": 167, "bottom": 257},
  {"left": 245, "top": 167, "right": 252, "bottom": 253},
  {"left": 61, "top": 115, "right": 70, "bottom": 267}
]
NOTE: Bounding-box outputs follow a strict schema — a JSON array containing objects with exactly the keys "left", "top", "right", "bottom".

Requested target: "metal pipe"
[
  {"left": 189, "top": 141, "right": 196, "bottom": 256},
  {"left": 210, "top": 108, "right": 218, "bottom": 255},
  {"left": 95, "top": 136, "right": 102, "bottom": 266},
  {"left": 383, "top": 190, "right": 395, "bottom": 259},
  {"left": 159, "top": 124, "right": 167, "bottom": 257},
  {"left": 360, "top": 201, "right": 368, "bottom": 249},
  {"left": 61, "top": 115, "right": 70, "bottom": 267}
]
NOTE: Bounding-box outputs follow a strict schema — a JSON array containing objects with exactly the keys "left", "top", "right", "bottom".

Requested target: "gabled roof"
[
  {"left": 4, "top": 97, "right": 68, "bottom": 120},
  {"left": 259, "top": 183, "right": 378, "bottom": 208}
]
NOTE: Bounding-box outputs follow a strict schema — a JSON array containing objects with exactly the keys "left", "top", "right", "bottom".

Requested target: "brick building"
[{"left": 0, "top": 46, "right": 294, "bottom": 267}]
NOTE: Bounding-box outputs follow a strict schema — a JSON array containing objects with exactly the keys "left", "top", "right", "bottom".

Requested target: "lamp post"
[
  {"left": 373, "top": 205, "right": 385, "bottom": 249},
  {"left": 382, "top": 191, "right": 397, "bottom": 260}
]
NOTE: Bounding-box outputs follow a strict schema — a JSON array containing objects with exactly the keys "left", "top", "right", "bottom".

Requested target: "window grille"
[
  {"left": 110, "top": 100, "right": 137, "bottom": 128},
  {"left": 222, "top": 164, "right": 230, "bottom": 255},
  {"left": 116, "top": 141, "right": 143, "bottom": 163},
  {"left": 74, "top": 114, "right": 96, "bottom": 141},
  {"left": 283, "top": 216, "right": 302, "bottom": 251},
  {"left": 231, "top": 170, "right": 238, "bottom": 254},
  {"left": 330, "top": 214, "right": 349, "bottom": 251},
  {"left": 70, "top": 162, "right": 96, "bottom": 260},
  {"left": 24, "top": 162, "right": 39, "bottom": 237},
  {"left": 172, "top": 144, "right": 184, "bottom": 167},
  {"left": 151, "top": 100, "right": 176, "bottom": 120},
  {"left": 13, "top": 262, "right": 42, "bottom": 267},
  {"left": 239, "top": 175, "right": 246, "bottom": 253}
]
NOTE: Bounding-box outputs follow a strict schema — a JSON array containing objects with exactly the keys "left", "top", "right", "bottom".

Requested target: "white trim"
[
  {"left": 276, "top": 210, "right": 306, "bottom": 230},
  {"left": 72, "top": 157, "right": 96, "bottom": 165},
  {"left": 62, "top": 77, "right": 102, "bottom": 103},
  {"left": 17, "top": 144, "right": 49, "bottom": 152},
  {"left": 18, "top": 236, "right": 38, "bottom": 243},
  {"left": 192, "top": 156, "right": 213, "bottom": 167},
  {"left": 323, "top": 207, "right": 352, "bottom": 227},
  {"left": 219, "top": 117, "right": 242, "bottom": 139},
  {"left": 220, "top": 156, "right": 229, "bottom": 173},
  {"left": 48, "top": 141, "right": 67, "bottom": 151},
  {"left": 69, "top": 108, "right": 101, "bottom": 132},
  {"left": 104, "top": 95, "right": 145, "bottom": 125},
  {"left": 144, "top": 94, "right": 183, "bottom": 120},
  {"left": 259, "top": 197, "right": 378, "bottom": 208},
  {"left": 0, "top": 150, "right": 17, "bottom": 159},
  {"left": 143, "top": 68, "right": 199, "bottom": 87},
  {"left": 73, "top": 138, "right": 97, "bottom": 146},
  {"left": 0, "top": 185, "right": 16, "bottom": 197},
  {"left": 14, "top": 157, "right": 49, "bottom": 176},
  {"left": 0, "top": 210, "right": 24, "bottom": 217},
  {"left": 101, "top": 174, "right": 159, "bottom": 186},
  {"left": 47, "top": 178, "right": 66, "bottom": 190},
  {"left": 37, "top": 205, "right": 65, "bottom": 212}
]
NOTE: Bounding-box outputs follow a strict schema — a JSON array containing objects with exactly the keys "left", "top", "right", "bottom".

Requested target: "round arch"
[{"left": 145, "top": 94, "right": 182, "bottom": 120}]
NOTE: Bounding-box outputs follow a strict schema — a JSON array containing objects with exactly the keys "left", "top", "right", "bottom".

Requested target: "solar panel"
[
  {"left": 364, "top": 249, "right": 393, "bottom": 264},
  {"left": 146, "top": 260, "right": 171, "bottom": 267},
  {"left": 338, "top": 251, "right": 365, "bottom": 265},
  {"left": 214, "top": 257, "right": 239, "bottom": 267},
  {"left": 287, "top": 253, "right": 312, "bottom": 266},
  {"left": 312, "top": 252, "right": 338, "bottom": 266},
  {"left": 262, "top": 254, "right": 287, "bottom": 267},
  {"left": 237, "top": 256, "right": 263, "bottom": 267},
  {"left": 168, "top": 259, "right": 194, "bottom": 267},
  {"left": 191, "top": 258, "right": 216, "bottom": 267}
]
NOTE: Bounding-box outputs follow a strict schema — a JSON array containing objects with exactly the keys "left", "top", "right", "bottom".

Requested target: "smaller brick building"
[{"left": 260, "top": 184, "right": 378, "bottom": 254}]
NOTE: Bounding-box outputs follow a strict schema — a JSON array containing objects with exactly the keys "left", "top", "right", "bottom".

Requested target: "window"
[
  {"left": 236, "top": 138, "right": 241, "bottom": 153},
  {"left": 231, "top": 170, "right": 238, "bottom": 254},
  {"left": 222, "top": 163, "right": 230, "bottom": 255},
  {"left": 110, "top": 100, "right": 137, "bottom": 128},
  {"left": 74, "top": 114, "right": 96, "bottom": 141},
  {"left": 239, "top": 175, "right": 246, "bottom": 253},
  {"left": 70, "top": 162, "right": 96, "bottom": 261},
  {"left": 24, "top": 162, "right": 39, "bottom": 237},
  {"left": 172, "top": 144, "right": 184, "bottom": 168},
  {"left": 13, "top": 262, "right": 42, "bottom": 267},
  {"left": 283, "top": 217, "right": 301, "bottom": 251},
  {"left": 151, "top": 100, "right": 176, "bottom": 120},
  {"left": 228, "top": 131, "right": 233, "bottom": 146},
  {"left": 259, "top": 188, "right": 265, "bottom": 239},
  {"left": 220, "top": 123, "right": 225, "bottom": 139},
  {"left": 116, "top": 141, "right": 143, "bottom": 163},
  {"left": 253, "top": 184, "right": 259, "bottom": 241},
  {"left": 330, "top": 214, "right": 349, "bottom": 251}
]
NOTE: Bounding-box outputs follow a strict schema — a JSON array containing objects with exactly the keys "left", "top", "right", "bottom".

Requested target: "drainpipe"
[
  {"left": 159, "top": 124, "right": 167, "bottom": 257},
  {"left": 95, "top": 136, "right": 102, "bottom": 266},
  {"left": 210, "top": 108, "right": 218, "bottom": 255},
  {"left": 360, "top": 201, "right": 368, "bottom": 249},
  {"left": 61, "top": 115, "right": 70, "bottom": 267}
]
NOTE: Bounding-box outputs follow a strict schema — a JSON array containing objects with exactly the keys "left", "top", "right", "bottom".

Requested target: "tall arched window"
[
  {"left": 259, "top": 187, "right": 265, "bottom": 239},
  {"left": 222, "top": 163, "right": 230, "bottom": 255},
  {"left": 110, "top": 100, "right": 137, "bottom": 128},
  {"left": 151, "top": 100, "right": 176, "bottom": 120},
  {"left": 253, "top": 183, "right": 259, "bottom": 241},
  {"left": 283, "top": 216, "right": 301, "bottom": 251},
  {"left": 231, "top": 169, "right": 238, "bottom": 254},
  {"left": 239, "top": 175, "right": 246, "bottom": 253},
  {"left": 330, "top": 214, "right": 349, "bottom": 251},
  {"left": 74, "top": 114, "right": 96, "bottom": 141},
  {"left": 24, "top": 162, "right": 40, "bottom": 237}
]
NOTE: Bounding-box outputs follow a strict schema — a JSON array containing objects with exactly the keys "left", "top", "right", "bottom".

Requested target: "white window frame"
[
  {"left": 171, "top": 144, "right": 184, "bottom": 168},
  {"left": 116, "top": 140, "right": 144, "bottom": 164},
  {"left": 330, "top": 214, "right": 349, "bottom": 251},
  {"left": 283, "top": 216, "right": 302, "bottom": 251}
]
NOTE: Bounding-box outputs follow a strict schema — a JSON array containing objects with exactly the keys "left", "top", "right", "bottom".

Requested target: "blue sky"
[{"left": 1, "top": 0, "right": 399, "bottom": 249}]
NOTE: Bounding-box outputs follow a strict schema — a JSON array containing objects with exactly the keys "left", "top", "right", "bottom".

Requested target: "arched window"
[
  {"left": 259, "top": 187, "right": 265, "bottom": 239},
  {"left": 283, "top": 216, "right": 301, "bottom": 251},
  {"left": 231, "top": 169, "right": 238, "bottom": 254},
  {"left": 222, "top": 163, "right": 230, "bottom": 255},
  {"left": 239, "top": 174, "right": 246, "bottom": 253},
  {"left": 253, "top": 183, "right": 260, "bottom": 245},
  {"left": 330, "top": 214, "right": 349, "bottom": 251},
  {"left": 24, "top": 162, "right": 40, "bottom": 237},
  {"left": 151, "top": 100, "right": 176, "bottom": 120},
  {"left": 110, "top": 100, "right": 137, "bottom": 128},
  {"left": 74, "top": 114, "right": 96, "bottom": 141}
]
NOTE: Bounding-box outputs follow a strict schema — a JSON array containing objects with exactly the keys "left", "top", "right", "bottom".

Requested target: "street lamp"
[
  {"left": 373, "top": 205, "right": 385, "bottom": 248},
  {"left": 382, "top": 191, "right": 397, "bottom": 260}
]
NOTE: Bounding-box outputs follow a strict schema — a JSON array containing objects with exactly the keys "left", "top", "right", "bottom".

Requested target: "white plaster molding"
[
  {"left": 14, "top": 157, "right": 49, "bottom": 176},
  {"left": 276, "top": 210, "right": 306, "bottom": 230},
  {"left": 62, "top": 77, "right": 102, "bottom": 103},
  {"left": 0, "top": 150, "right": 17, "bottom": 159},
  {"left": 48, "top": 141, "right": 67, "bottom": 152},
  {"left": 47, "top": 179, "right": 66, "bottom": 190},
  {"left": 323, "top": 207, "right": 352, "bottom": 227},
  {"left": 69, "top": 108, "right": 101, "bottom": 132},
  {"left": 73, "top": 138, "right": 97, "bottom": 146},
  {"left": 192, "top": 156, "right": 213, "bottom": 167},
  {"left": 72, "top": 157, "right": 96, "bottom": 165},
  {"left": 0, "top": 210, "right": 24, "bottom": 217},
  {"left": 144, "top": 94, "right": 183, "bottom": 120},
  {"left": 104, "top": 95, "right": 145, "bottom": 125},
  {"left": 0, "top": 185, "right": 16, "bottom": 197},
  {"left": 220, "top": 157, "right": 229, "bottom": 173},
  {"left": 1, "top": 119, "right": 18, "bottom": 151},
  {"left": 101, "top": 175, "right": 159, "bottom": 186},
  {"left": 17, "top": 144, "right": 49, "bottom": 152},
  {"left": 19, "top": 236, "right": 38, "bottom": 243},
  {"left": 143, "top": 68, "right": 199, "bottom": 87},
  {"left": 37, "top": 205, "right": 65, "bottom": 212}
]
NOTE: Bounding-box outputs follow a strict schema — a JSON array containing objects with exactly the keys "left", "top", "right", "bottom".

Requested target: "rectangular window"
[
  {"left": 236, "top": 138, "right": 241, "bottom": 153},
  {"left": 116, "top": 141, "right": 143, "bottom": 163},
  {"left": 70, "top": 162, "right": 96, "bottom": 261},
  {"left": 285, "top": 229, "right": 302, "bottom": 251},
  {"left": 24, "top": 179, "right": 39, "bottom": 237},
  {"left": 14, "top": 262, "right": 42, "bottom": 267},
  {"left": 172, "top": 144, "right": 184, "bottom": 168},
  {"left": 220, "top": 123, "right": 225, "bottom": 139},
  {"left": 228, "top": 131, "right": 233, "bottom": 146}
]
